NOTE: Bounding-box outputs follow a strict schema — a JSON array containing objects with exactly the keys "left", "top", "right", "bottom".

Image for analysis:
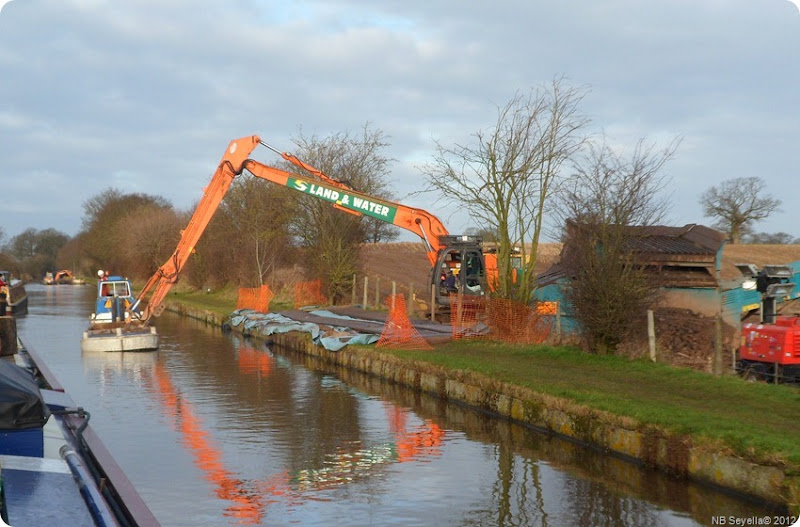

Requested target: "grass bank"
[
  {"left": 375, "top": 341, "right": 800, "bottom": 467},
  {"left": 168, "top": 288, "right": 800, "bottom": 468}
]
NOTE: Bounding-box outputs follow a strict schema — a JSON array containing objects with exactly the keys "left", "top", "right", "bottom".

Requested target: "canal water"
[{"left": 16, "top": 283, "right": 782, "bottom": 526}]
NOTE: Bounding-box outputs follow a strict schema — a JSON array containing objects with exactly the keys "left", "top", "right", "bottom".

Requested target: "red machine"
[
  {"left": 739, "top": 317, "right": 800, "bottom": 381},
  {"left": 735, "top": 264, "right": 800, "bottom": 382}
]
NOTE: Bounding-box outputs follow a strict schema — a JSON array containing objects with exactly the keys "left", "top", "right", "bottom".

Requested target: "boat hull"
[
  {"left": 12, "top": 335, "right": 162, "bottom": 526},
  {"left": 0, "top": 284, "right": 28, "bottom": 316},
  {"left": 81, "top": 326, "right": 159, "bottom": 352}
]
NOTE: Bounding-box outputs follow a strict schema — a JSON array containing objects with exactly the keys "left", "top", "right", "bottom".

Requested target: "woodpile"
[{"left": 652, "top": 308, "right": 737, "bottom": 372}]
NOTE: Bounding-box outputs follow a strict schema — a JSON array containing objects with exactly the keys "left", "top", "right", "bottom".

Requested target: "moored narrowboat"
[
  {"left": 0, "top": 271, "right": 28, "bottom": 316},
  {"left": 0, "top": 318, "right": 160, "bottom": 526}
]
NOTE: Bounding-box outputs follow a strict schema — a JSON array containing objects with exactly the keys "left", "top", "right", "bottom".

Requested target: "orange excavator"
[{"left": 133, "top": 135, "right": 502, "bottom": 324}]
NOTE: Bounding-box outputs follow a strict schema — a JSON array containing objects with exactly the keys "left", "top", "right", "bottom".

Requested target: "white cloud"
[{"left": 0, "top": 0, "right": 799, "bottom": 242}]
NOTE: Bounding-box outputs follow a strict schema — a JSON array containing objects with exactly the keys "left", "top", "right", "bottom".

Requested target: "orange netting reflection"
[
  {"left": 293, "top": 279, "right": 327, "bottom": 308},
  {"left": 236, "top": 285, "right": 274, "bottom": 313},
  {"left": 237, "top": 345, "right": 272, "bottom": 376},
  {"left": 450, "top": 295, "right": 553, "bottom": 344},
  {"left": 387, "top": 406, "right": 445, "bottom": 463},
  {"left": 377, "top": 294, "right": 433, "bottom": 350}
]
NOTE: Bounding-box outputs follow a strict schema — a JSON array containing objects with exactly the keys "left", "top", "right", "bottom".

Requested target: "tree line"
[{"left": 0, "top": 77, "right": 791, "bottom": 356}]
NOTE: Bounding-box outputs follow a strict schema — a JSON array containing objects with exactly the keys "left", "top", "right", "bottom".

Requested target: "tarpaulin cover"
[
  {"left": 227, "top": 310, "right": 379, "bottom": 351},
  {"left": 0, "top": 360, "right": 49, "bottom": 429}
]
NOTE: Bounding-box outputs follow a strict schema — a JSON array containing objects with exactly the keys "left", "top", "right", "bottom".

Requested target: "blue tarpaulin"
[{"left": 226, "top": 309, "right": 380, "bottom": 351}]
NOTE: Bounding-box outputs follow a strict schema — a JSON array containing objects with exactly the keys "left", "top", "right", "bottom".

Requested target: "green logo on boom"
[{"left": 288, "top": 177, "right": 398, "bottom": 222}]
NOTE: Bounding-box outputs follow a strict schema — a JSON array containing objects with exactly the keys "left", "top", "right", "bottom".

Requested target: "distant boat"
[
  {"left": 80, "top": 275, "right": 159, "bottom": 352},
  {"left": 0, "top": 270, "right": 28, "bottom": 316},
  {"left": 54, "top": 269, "right": 74, "bottom": 285}
]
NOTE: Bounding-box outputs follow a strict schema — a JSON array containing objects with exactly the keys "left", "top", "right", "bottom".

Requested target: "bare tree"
[
  {"left": 80, "top": 188, "right": 172, "bottom": 273},
  {"left": 217, "top": 175, "right": 295, "bottom": 286},
  {"left": 286, "top": 124, "right": 396, "bottom": 302},
  {"left": 743, "top": 231, "right": 799, "bottom": 244},
  {"left": 117, "top": 208, "right": 183, "bottom": 279},
  {"left": 420, "top": 77, "right": 589, "bottom": 303},
  {"left": 555, "top": 137, "right": 679, "bottom": 355},
  {"left": 7, "top": 227, "right": 69, "bottom": 279},
  {"left": 699, "top": 177, "right": 781, "bottom": 244}
]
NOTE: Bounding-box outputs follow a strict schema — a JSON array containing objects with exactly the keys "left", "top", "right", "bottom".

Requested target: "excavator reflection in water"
[{"left": 141, "top": 345, "right": 445, "bottom": 524}]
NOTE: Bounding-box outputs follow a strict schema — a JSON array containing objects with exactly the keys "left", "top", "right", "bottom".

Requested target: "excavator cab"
[{"left": 431, "top": 236, "right": 486, "bottom": 312}]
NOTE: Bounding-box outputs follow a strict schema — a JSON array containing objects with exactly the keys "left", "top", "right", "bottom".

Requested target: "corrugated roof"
[
  {"left": 541, "top": 223, "right": 727, "bottom": 289},
  {"left": 623, "top": 224, "right": 726, "bottom": 256},
  {"left": 625, "top": 235, "right": 714, "bottom": 255}
]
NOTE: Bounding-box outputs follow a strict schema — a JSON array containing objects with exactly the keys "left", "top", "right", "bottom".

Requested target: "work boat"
[{"left": 80, "top": 275, "right": 159, "bottom": 352}]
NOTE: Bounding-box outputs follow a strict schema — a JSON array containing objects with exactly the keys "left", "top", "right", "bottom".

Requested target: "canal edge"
[{"left": 163, "top": 301, "right": 800, "bottom": 512}]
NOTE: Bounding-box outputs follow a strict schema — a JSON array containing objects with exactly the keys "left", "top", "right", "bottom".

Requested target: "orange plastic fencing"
[
  {"left": 294, "top": 279, "right": 327, "bottom": 308},
  {"left": 449, "top": 294, "right": 552, "bottom": 344},
  {"left": 377, "top": 294, "right": 433, "bottom": 350},
  {"left": 236, "top": 285, "right": 274, "bottom": 313},
  {"left": 488, "top": 298, "right": 552, "bottom": 344},
  {"left": 449, "top": 294, "right": 488, "bottom": 340}
]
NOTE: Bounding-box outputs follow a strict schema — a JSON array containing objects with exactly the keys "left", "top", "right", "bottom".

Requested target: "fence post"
[
  {"left": 555, "top": 301, "right": 562, "bottom": 338},
  {"left": 647, "top": 309, "right": 656, "bottom": 362},
  {"left": 375, "top": 277, "right": 380, "bottom": 308},
  {"left": 352, "top": 273, "right": 356, "bottom": 305},
  {"left": 714, "top": 313, "right": 723, "bottom": 376},
  {"left": 363, "top": 276, "right": 369, "bottom": 309},
  {"left": 430, "top": 284, "right": 435, "bottom": 321},
  {"left": 391, "top": 281, "right": 396, "bottom": 310},
  {"left": 456, "top": 289, "right": 463, "bottom": 328},
  {"left": 408, "top": 282, "right": 414, "bottom": 316}
]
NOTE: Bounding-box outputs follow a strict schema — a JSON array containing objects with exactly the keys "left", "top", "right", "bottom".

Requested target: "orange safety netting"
[
  {"left": 488, "top": 298, "right": 552, "bottom": 344},
  {"left": 293, "top": 279, "right": 327, "bottom": 308},
  {"left": 449, "top": 294, "right": 488, "bottom": 341},
  {"left": 236, "top": 285, "right": 274, "bottom": 313},
  {"left": 377, "top": 294, "right": 433, "bottom": 350},
  {"left": 450, "top": 294, "right": 553, "bottom": 344}
]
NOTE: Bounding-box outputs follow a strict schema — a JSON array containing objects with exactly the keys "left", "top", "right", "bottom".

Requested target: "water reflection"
[
  {"left": 17, "top": 285, "right": 783, "bottom": 526},
  {"left": 130, "top": 340, "right": 449, "bottom": 525}
]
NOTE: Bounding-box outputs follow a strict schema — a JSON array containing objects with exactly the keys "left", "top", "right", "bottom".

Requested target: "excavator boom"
[
  {"left": 136, "top": 136, "right": 261, "bottom": 322},
  {"left": 242, "top": 159, "right": 449, "bottom": 264},
  {"left": 135, "top": 135, "right": 454, "bottom": 324}
]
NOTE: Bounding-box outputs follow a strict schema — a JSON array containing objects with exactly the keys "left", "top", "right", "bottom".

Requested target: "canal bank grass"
[
  {"left": 374, "top": 340, "right": 800, "bottom": 466},
  {"left": 167, "top": 290, "right": 800, "bottom": 468},
  {"left": 163, "top": 285, "right": 296, "bottom": 316},
  {"left": 166, "top": 286, "right": 237, "bottom": 317}
]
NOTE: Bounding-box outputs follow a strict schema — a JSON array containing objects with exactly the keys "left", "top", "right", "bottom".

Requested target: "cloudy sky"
[{"left": 1, "top": 0, "right": 798, "bottom": 244}]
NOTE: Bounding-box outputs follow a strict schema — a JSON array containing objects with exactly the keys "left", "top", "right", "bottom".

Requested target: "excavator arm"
[
  {"left": 135, "top": 136, "right": 260, "bottom": 322},
  {"left": 241, "top": 159, "right": 449, "bottom": 264},
  {"left": 135, "top": 135, "right": 451, "bottom": 324}
]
